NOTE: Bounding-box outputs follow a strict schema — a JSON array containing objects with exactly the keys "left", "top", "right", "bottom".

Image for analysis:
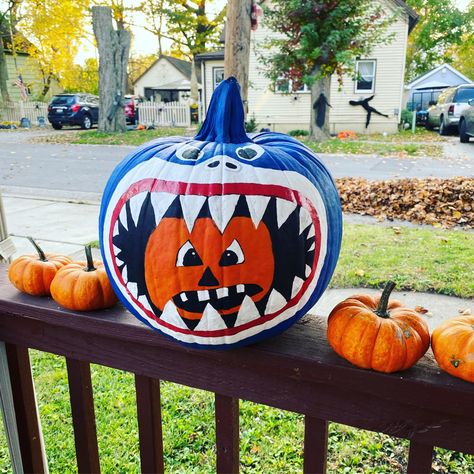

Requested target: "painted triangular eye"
[
  {"left": 219, "top": 239, "right": 245, "bottom": 266},
  {"left": 176, "top": 240, "right": 203, "bottom": 267},
  {"left": 236, "top": 144, "right": 264, "bottom": 160}
]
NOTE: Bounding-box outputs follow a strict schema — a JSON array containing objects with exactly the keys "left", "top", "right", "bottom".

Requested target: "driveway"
[{"left": 442, "top": 135, "right": 474, "bottom": 161}]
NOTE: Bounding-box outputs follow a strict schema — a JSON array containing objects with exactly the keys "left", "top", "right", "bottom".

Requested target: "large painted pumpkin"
[{"left": 99, "top": 77, "right": 342, "bottom": 348}]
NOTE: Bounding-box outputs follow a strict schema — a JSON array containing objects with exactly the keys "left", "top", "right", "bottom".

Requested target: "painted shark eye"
[
  {"left": 236, "top": 144, "right": 264, "bottom": 161},
  {"left": 176, "top": 145, "right": 203, "bottom": 161},
  {"left": 176, "top": 240, "right": 203, "bottom": 267},
  {"left": 219, "top": 239, "right": 244, "bottom": 266}
]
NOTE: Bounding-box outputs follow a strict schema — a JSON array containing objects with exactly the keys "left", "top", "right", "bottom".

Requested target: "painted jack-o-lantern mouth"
[{"left": 109, "top": 178, "right": 320, "bottom": 335}]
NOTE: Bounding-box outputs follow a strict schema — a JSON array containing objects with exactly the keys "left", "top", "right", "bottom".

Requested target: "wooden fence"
[
  {"left": 137, "top": 101, "right": 201, "bottom": 127},
  {"left": 0, "top": 267, "right": 473, "bottom": 473},
  {"left": 0, "top": 101, "right": 48, "bottom": 124}
]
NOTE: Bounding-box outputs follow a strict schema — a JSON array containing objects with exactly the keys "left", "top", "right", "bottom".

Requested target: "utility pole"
[{"left": 224, "top": 0, "right": 252, "bottom": 114}]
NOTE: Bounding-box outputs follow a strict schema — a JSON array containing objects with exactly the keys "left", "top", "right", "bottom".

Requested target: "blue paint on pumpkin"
[{"left": 99, "top": 77, "right": 342, "bottom": 349}]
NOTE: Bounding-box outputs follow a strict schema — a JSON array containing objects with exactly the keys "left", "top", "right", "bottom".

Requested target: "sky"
[{"left": 75, "top": 0, "right": 471, "bottom": 64}]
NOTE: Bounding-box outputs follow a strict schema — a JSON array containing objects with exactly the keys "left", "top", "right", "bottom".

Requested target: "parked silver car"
[
  {"left": 426, "top": 84, "right": 474, "bottom": 135},
  {"left": 459, "top": 98, "right": 474, "bottom": 143}
]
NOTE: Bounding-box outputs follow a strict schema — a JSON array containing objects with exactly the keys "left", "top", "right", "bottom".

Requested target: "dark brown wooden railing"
[{"left": 1, "top": 267, "right": 473, "bottom": 473}]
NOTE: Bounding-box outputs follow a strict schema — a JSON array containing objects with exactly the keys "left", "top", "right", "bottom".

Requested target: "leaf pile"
[{"left": 336, "top": 177, "right": 474, "bottom": 228}]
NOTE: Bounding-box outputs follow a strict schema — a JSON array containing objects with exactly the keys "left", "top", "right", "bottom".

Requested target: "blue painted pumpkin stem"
[{"left": 195, "top": 77, "right": 251, "bottom": 144}]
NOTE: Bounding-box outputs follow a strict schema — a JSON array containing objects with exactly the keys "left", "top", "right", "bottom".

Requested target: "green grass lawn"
[
  {"left": 72, "top": 127, "right": 192, "bottom": 146},
  {"left": 304, "top": 138, "right": 443, "bottom": 157},
  {"left": 66, "top": 127, "right": 444, "bottom": 157},
  {"left": 1, "top": 224, "right": 473, "bottom": 472},
  {"left": 356, "top": 128, "right": 447, "bottom": 143}
]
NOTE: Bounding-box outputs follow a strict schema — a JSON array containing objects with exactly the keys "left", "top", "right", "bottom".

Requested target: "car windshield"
[
  {"left": 455, "top": 88, "right": 474, "bottom": 103},
  {"left": 51, "top": 96, "right": 75, "bottom": 105}
]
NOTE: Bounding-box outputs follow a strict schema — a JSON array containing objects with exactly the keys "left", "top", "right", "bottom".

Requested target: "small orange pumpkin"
[
  {"left": 8, "top": 237, "right": 72, "bottom": 296},
  {"left": 327, "top": 281, "right": 430, "bottom": 373},
  {"left": 431, "top": 315, "right": 474, "bottom": 383},
  {"left": 50, "top": 245, "right": 118, "bottom": 311}
]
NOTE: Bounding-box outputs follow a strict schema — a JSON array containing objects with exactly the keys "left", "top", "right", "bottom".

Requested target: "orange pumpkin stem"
[
  {"left": 375, "top": 281, "right": 396, "bottom": 318},
  {"left": 84, "top": 245, "right": 96, "bottom": 272},
  {"left": 27, "top": 236, "right": 47, "bottom": 262}
]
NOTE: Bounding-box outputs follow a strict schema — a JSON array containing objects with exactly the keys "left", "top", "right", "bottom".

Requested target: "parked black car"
[
  {"left": 47, "top": 93, "right": 99, "bottom": 130},
  {"left": 459, "top": 99, "right": 474, "bottom": 143}
]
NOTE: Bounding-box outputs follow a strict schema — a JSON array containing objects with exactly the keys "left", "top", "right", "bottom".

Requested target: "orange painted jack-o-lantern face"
[{"left": 144, "top": 216, "right": 274, "bottom": 322}]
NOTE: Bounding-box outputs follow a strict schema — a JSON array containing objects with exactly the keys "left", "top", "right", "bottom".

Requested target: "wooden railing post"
[
  {"left": 215, "top": 394, "right": 239, "bottom": 474},
  {"left": 407, "top": 441, "right": 433, "bottom": 474},
  {"left": 6, "top": 343, "right": 48, "bottom": 473},
  {"left": 135, "top": 375, "right": 164, "bottom": 474},
  {"left": 66, "top": 358, "right": 100, "bottom": 474},
  {"left": 304, "top": 416, "right": 328, "bottom": 474}
]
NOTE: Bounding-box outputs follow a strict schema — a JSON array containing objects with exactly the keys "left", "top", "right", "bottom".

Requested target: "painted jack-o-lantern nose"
[
  {"left": 199, "top": 267, "right": 219, "bottom": 286},
  {"left": 144, "top": 216, "right": 274, "bottom": 322}
]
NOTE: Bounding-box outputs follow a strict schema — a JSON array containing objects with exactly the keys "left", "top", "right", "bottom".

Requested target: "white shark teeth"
[
  {"left": 265, "top": 289, "right": 287, "bottom": 314},
  {"left": 138, "top": 295, "right": 153, "bottom": 312},
  {"left": 299, "top": 207, "right": 312, "bottom": 235},
  {"left": 180, "top": 292, "right": 188, "bottom": 302},
  {"left": 126, "top": 281, "right": 138, "bottom": 297},
  {"left": 308, "top": 241, "right": 315, "bottom": 251},
  {"left": 195, "top": 303, "right": 227, "bottom": 331},
  {"left": 149, "top": 192, "right": 177, "bottom": 225},
  {"left": 129, "top": 193, "right": 147, "bottom": 226},
  {"left": 276, "top": 199, "right": 297, "bottom": 228},
  {"left": 121, "top": 265, "right": 128, "bottom": 283},
  {"left": 180, "top": 195, "right": 207, "bottom": 233},
  {"left": 113, "top": 220, "right": 119, "bottom": 237},
  {"left": 307, "top": 225, "right": 315, "bottom": 239},
  {"left": 291, "top": 276, "right": 305, "bottom": 298},
  {"left": 119, "top": 206, "right": 129, "bottom": 231},
  {"left": 246, "top": 195, "right": 271, "bottom": 228},
  {"left": 208, "top": 194, "right": 240, "bottom": 233},
  {"left": 160, "top": 301, "right": 189, "bottom": 329},
  {"left": 235, "top": 295, "right": 260, "bottom": 326},
  {"left": 216, "top": 287, "right": 229, "bottom": 298},
  {"left": 305, "top": 265, "right": 312, "bottom": 278},
  {"left": 236, "top": 284, "right": 245, "bottom": 293}
]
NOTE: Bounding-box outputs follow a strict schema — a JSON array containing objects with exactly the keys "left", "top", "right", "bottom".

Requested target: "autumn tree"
[
  {"left": 141, "top": 0, "right": 224, "bottom": 103},
  {"left": 262, "top": 0, "right": 398, "bottom": 140},
  {"left": 62, "top": 57, "right": 99, "bottom": 95},
  {"left": 127, "top": 53, "right": 156, "bottom": 92},
  {"left": 18, "top": 0, "right": 89, "bottom": 98},
  {"left": 450, "top": 33, "right": 474, "bottom": 81},
  {"left": 405, "top": 0, "right": 472, "bottom": 80}
]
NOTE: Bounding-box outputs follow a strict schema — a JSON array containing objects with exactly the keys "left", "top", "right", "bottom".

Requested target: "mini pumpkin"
[
  {"left": 99, "top": 77, "right": 342, "bottom": 348},
  {"left": 431, "top": 315, "right": 474, "bottom": 383},
  {"left": 8, "top": 237, "right": 71, "bottom": 296},
  {"left": 327, "top": 282, "right": 430, "bottom": 373},
  {"left": 50, "top": 245, "right": 118, "bottom": 311}
]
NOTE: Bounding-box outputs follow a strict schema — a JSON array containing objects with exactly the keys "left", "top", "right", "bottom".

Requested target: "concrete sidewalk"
[{"left": 2, "top": 192, "right": 472, "bottom": 331}]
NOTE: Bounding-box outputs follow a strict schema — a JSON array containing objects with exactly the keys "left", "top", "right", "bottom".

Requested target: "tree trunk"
[
  {"left": 224, "top": 0, "right": 252, "bottom": 114},
  {"left": 0, "top": 39, "right": 11, "bottom": 104},
  {"left": 92, "top": 6, "right": 131, "bottom": 133},
  {"left": 40, "top": 73, "right": 52, "bottom": 99},
  {"left": 310, "top": 68, "right": 331, "bottom": 141}
]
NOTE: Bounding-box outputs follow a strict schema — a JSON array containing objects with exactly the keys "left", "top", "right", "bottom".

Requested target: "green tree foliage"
[
  {"left": 62, "top": 57, "right": 99, "bottom": 94},
  {"left": 261, "top": 0, "right": 397, "bottom": 138},
  {"left": 450, "top": 33, "right": 474, "bottom": 81},
  {"left": 405, "top": 0, "right": 473, "bottom": 80}
]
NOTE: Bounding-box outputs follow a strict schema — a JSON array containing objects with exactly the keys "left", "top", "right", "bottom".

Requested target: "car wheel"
[
  {"left": 81, "top": 114, "right": 92, "bottom": 130},
  {"left": 425, "top": 120, "right": 433, "bottom": 131},
  {"left": 439, "top": 117, "right": 448, "bottom": 136},
  {"left": 51, "top": 123, "right": 63, "bottom": 130},
  {"left": 459, "top": 119, "right": 470, "bottom": 143}
]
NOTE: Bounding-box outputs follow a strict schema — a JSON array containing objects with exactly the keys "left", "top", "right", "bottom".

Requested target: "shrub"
[
  {"left": 288, "top": 129, "right": 309, "bottom": 136},
  {"left": 245, "top": 114, "right": 258, "bottom": 133}
]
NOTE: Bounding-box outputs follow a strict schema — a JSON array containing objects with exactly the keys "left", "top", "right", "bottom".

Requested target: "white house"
[
  {"left": 133, "top": 55, "right": 201, "bottom": 103},
  {"left": 404, "top": 64, "right": 473, "bottom": 112},
  {"left": 197, "top": 0, "right": 418, "bottom": 134}
]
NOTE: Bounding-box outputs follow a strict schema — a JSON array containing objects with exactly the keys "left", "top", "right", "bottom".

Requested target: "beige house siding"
[
  {"left": 5, "top": 53, "right": 62, "bottom": 101},
  {"left": 201, "top": 0, "right": 410, "bottom": 134},
  {"left": 134, "top": 57, "right": 188, "bottom": 98},
  {"left": 328, "top": 6, "right": 409, "bottom": 134},
  {"left": 201, "top": 60, "right": 225, "bottom": 111}
]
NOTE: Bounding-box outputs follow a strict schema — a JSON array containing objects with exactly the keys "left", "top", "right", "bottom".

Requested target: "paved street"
[{"left": 1, "top": 131, "right": 473, "bottom": 202}]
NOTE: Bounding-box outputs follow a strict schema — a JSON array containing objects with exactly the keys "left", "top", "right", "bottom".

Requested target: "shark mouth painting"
[{"left": 100, "top": 78, "right": 342, "bottom": 348}]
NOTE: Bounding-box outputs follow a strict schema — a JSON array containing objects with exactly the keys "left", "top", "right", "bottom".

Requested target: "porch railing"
[{"left": 0, "top": 267, "right": 473, "bottom": 473}]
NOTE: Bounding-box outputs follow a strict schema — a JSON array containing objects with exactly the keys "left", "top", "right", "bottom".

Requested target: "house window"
[
  {"left": 213, "top": 67, "right": 224, "bottom": 90},
  {"left": 355, "top": 60, "right": 376, "bottom": 93},
  {"left": 275, "top": 77, "right": 309, "bottom": 93}
]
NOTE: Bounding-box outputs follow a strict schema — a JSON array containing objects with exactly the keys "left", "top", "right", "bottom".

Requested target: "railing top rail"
[{"left": 0, "top": 267, "right": 473, "bottom": 454}]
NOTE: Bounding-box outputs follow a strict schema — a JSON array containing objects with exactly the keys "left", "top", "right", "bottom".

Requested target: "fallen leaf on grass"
[
  {"left": 459, "top": 308, "right": 472, "bottom": 316},
  {"left": 355, "top": 269, "right": 365, "bottom": 277}
]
